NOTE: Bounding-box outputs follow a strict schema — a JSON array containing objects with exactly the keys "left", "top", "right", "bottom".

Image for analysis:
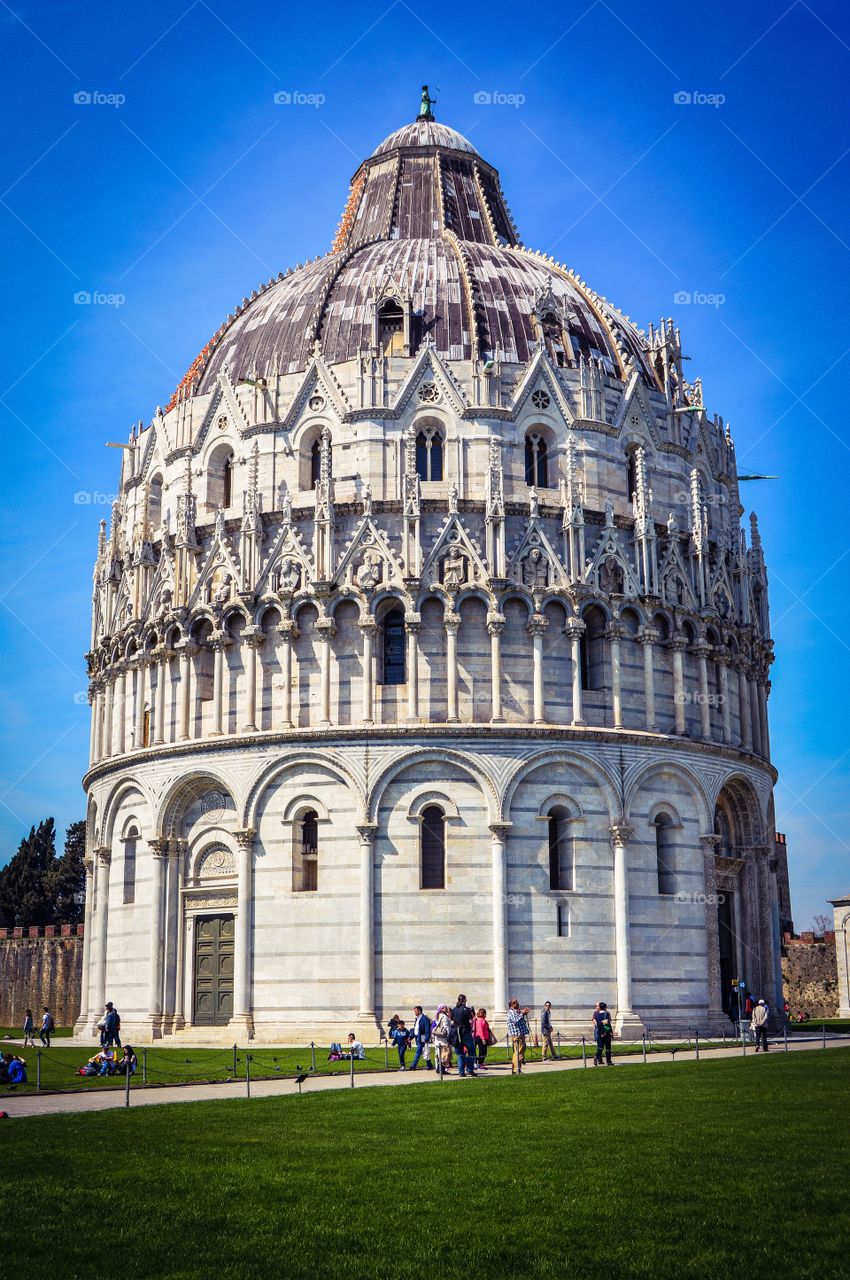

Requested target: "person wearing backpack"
[
  {"left": 473, "top": 1008, "right": 494, "bottom": 1071},
  {"left": 433, "top": 1004, "right": 452, "bottom": 1073},
  {"left": 39, "top": 1007, "right": 54, "bottom": 1048},
  {"left": 451, "top": 994, "right": 477, "bottom": 1077},
  {"left": 103, "top": 1002, "right": 122, "bottom": 1048},
  {"left": 592, "top": 1002, "right": 613, "bottom": 1066}
]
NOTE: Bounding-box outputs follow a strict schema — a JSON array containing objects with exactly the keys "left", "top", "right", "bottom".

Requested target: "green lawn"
[
  {"left": 1, "top": 1033, "right": 743, "bottom": 1096},
  {"left": 2, "top": 1051, "right": 848, "bottom": 1279}
]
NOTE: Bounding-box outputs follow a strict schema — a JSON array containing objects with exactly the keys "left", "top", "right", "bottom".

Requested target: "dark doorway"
[
  {"left": 718, "top": 892, "right": 736, "bottom": 1015},
  {"left": 194, "top": 914, "right": 235, "bottom": 1025}
]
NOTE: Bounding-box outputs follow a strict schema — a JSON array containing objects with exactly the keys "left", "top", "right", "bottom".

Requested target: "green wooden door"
[{"left": 194, "top": 914, "right": 235, "bottom": 1025}]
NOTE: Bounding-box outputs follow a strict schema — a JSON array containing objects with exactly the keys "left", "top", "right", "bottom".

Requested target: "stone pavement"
[{"left": 4, "top": 1034, "right": 849, "bottom": 1119}]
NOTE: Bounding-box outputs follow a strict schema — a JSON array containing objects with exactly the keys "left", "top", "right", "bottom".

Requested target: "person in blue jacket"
[{"left": 390, "top": 1021, "right": 412, "bottom": 1070}]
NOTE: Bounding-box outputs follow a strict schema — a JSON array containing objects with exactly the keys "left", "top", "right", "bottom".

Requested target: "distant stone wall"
[
  {"left": 0, "top": 926, "right": 84, "bottom": 1027},
  {"left": 782, "top": 931, "right": 838, "bottom": 1018}
]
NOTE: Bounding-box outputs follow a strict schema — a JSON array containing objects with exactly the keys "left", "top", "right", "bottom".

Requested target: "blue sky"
[{"left": 1, "top": 0, "right": 848, "bottom": 926}]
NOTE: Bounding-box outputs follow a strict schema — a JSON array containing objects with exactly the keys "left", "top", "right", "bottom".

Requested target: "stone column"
[
  {"left": 163, "top": 841, "right": 181, "bottom": 1031},
  {"left": 276, "top": 621, "right": 295, "bottom": 729},
  {"left": 754, "top": 846, "right": 776, "bottom": 1004},
  {"left": 233, "top": 828, "right": 256, "bottom": 1036},
  {"left": 114, "top": 664, "right": 126, "bottom": 755},
  {"left": 527, "top": 615, "right": 547, "bottom": 724},
  {"left": 176, "top": 642, "right": 194, "bottom": 741},
  {"left": 147, "top": 838, "right": 169, "bottom": 1036},
  {"left": 102, "top": 677, "right": 113, "bottom": 758},
  {"left": 670, "top": 636, "right": 687, "bottom": 735},
  {"left": 317, "top": 617, "right": 335, "bottom": 728},
  {"left": 173, "top": 840, "right": 187, "bottom": 1031},
  {"left": 93, "top": 846, "right": 111, "bottom": 1015},
  {"left": 490, "top": 823, "right": 512, "bottom": 1013},
  {"left": 758, "top": 680, "right": 771, "bottom": 761},
  {"left": 488, "top": 613, "right": 505, "bottom": 723},
  {"left": 738, "top": 659, "right": 753, "bottom": 750},
  {"left": 153, "top": 646, "right": 168, "bottom": 745},
  {"left": 694, "top": 642, "right": 711, "bottom": 740},
  {"left": 405, "top": 616, "right": 420, "bottom": 722},
  {"left": 718, "top": 653, "right": 732, "bottom": 744},
  {"left": 360, "top": 619, "right": 376, "bottom": 726},
  {"left": 241, "top": 627, "right": 263, "bottom": 732},
  {"left": 749, "top": 675, "right": 762, "bottom": 755},
  {"left": 445, "top": 612, "right": 460, "bottom": 723},
  {"left": 356, "top": 823, "right": 378, "bottom": 1022},
  {"left": 606, "top": 621, "right": 624, "bottom": 730},
  {"left": 74, "top": 855, "right": 96, "bottom": 1034},
  {"left": 89, "top": 687, "right": 98, "bottom": 764},
  {"left": 700, "top": 834, "right": 724, "bottom": 1020},
  {"left": 209, "top": 633, "right": 226, "bottom": 736},
  {"left": 610, "top": 824, "right": 640, "bottom": 1030},
  {"left": 567, "top": 620, "right": 586, "bottom": 727},
  {"left": 637, "top": 627, "right": 658, "bottom": 732}
]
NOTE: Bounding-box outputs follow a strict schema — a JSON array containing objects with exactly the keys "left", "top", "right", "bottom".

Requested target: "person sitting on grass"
[
  {"left": 390, "top": 1020, "right": 411, "bottom": 1070},
  {"left": 4, "top": 1054, "right": 27, "bottom": 1086},
  {"left": 113, "top": 1046, "right": 137, "bottom": 1076},
  {"left": 342, "top": 1033, "right": 365, "bottom": 1061},
  {"left": 81, "top": 1049, "right": 113, "bottom": 1077}
]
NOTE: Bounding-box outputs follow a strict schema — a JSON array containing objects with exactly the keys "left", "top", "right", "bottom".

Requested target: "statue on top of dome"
[{"left": 417, "top": 85, "right": 436, "bottom": 122}]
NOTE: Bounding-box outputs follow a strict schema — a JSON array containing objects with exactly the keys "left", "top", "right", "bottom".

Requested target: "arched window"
[
  {"left": 421, "top": 806, "right": 445, "bottom": 890},
  {"left": 378, "top": 298, "right": 405, "bottom": 355},
  {"left": 310, "top": 438, "right": 322, "bottom": 487},
  {"left": 525, "top": 432, "right": 549, "bottom": 488},
  {"left": 222, "top": 456, "right": 233, "bottom": 508},
  {"left": 540, "top": 311, "right": 567, "bottom": 367},
  {"left": 626, "top": 450, "right": 638, "bottom": 503},
  {"left": 548, "top": 807, "right": 573, "bottom": 891},
  {"left": 416, "top": 427, "right": 443, "bottom": 481},
  {"left": 654, "top": 813, "right": 676, "bottom": 895},
  {"left": 293, "top": 809, "right": 319, "bottom": 892},
  {"left": 142, "top": 705, "right": 151, "bottom": 748},
  {"left": 580, "top": 606, "right": 606, "bottom": 691},
  {"left": 382, "top": 608, "right": 406, "bottom": 685},
  {"left": 148, "top": 474, "right": 163, "bottom": 531},
  {"left": 122, "top": 826, "right": 138, "bottom": 905}
]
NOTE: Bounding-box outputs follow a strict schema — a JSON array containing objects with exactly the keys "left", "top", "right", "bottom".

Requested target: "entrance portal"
[
  {"left": 718, "top": 892, "right": 736, "bottom": 1016},
  {"left": 194, "top": 914, "right": 234, "bottom": 1025}
]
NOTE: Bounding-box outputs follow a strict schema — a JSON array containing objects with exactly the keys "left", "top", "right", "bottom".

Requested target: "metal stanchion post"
[
  {"left": 741, "top": 1024, "right": 746, "bottom": 1056},
  {"left": 823, "top": 1024, "right": 827, "bottom": 1050},
  {"left": 125, "top": 1063, "right": 131, "bottom": 1108},
  {"left": 233, "top": 1043, "right": 238, "bottom": 1078},
  {"left": 695, "top": 1030, "right": 700, "bottom": 1061},
  {"left": 310, "top": 1042, "right": 316, "bottom": 1072},
  {"left": 350, "top": 1051, "right": 355, "bottom": 1089},
  {"left": 581, "top": 1035, "right": 587, "bottom": 1068},
  {"left": 36, "top": 1050, "right": 41, "bottom": 1092},
  {"left": 688, "top": 1030, "right": 692, "bottom": 1053},
  {"left": 556, "top": 1030, "right": 561, "bottom": 1058},
  {"left": 784, "top": 1024, "right": 788, "bottom": 1052},
  {"left": 642, "top": 1032, "right": 647, "bottom": 1064},
  {"left": 383, "top": 1037, "right": 389, "bottom": 1069},
  {"left": 246, "top": 1055, "right": 251, "bottom": 1099},
  {"left": 143, "top": 1048, "right": 147, "bottom": 1085}
]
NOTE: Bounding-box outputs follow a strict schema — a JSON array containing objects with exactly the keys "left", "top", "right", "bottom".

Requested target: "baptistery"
[{"left": 79, "top": 95, "right": 785, "bottom": 1042}]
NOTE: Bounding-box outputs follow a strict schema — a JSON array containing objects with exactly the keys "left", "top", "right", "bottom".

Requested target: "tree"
[
  {"left": 45, "top": 821, "right": 86, "bottom": 925},
  {"left": 812, "top": 913, "right": 832, "bottom": 937},
  {"left": 0, "top": 818, "right": 86, "bottom": 927}
]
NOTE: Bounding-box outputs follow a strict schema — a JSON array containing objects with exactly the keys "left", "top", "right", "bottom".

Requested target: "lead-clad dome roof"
[{"left": 169, "top": 100, "right": 656, "bottom": 405}]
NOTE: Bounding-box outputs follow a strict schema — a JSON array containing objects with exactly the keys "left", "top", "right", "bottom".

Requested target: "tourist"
[
  {"left": 390, "top": 1019, "right": 411, "bottom": 1069},
  {"left": 345, "top": 1033, "right": 365, "bottom": 1060},
  {"left": 5, "top": 1054, "right": 27, "bottom": 1085},
  {"left": 451, "top": 994, "right": 477, "bottom": 1077},
  {"left": 0, "top": 1053, "right": 13, "bottom": 1083},
  {"left": 39, "top": 1006, "right": 54, "bottom": 1048},
  {"left": 409, "top": 1006, "right": 433, "bottom": 1071},
  {"left": 473, "top": 1007, "right": 492, "bottom": 1071},
  {"left": 22, "top": 1008, "right": 35, "bottom": 1048},
  {"left": 540, "top": 1001, "right": 556, "bottom": 1061},
  {"left": 433, "top": 1004, "right": 452, "bottom": 1073},
  {"left": 103, "top": 1002, "right": 122, "bottom": 1048},
  {"left": 744, "top": 992, "right": 755, "bottom": 1018},
  {"left": 593, "top": 1001, "right": 614, "bottom": 1066},
  {"left": 113, "top": 1045, "right": 137, "bottom": 1076},
  {"left": 752, "top": 999, "right": 770, "bottom": 1052},
  {"left": 81, "top": 1050, "right": 112, "bottom": 1077},
  {"left": 506, "top": 998, "right": 530, "bottom": 1075}
]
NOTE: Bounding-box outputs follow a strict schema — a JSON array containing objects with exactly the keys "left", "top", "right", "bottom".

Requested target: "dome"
[{"left": 169, "top": 105, "right": 658, "bottom": 404}]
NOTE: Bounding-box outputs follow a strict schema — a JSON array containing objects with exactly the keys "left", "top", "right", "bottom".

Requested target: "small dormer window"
[{"left": 378, "top": 299, "right": 405, "bottom": 355}]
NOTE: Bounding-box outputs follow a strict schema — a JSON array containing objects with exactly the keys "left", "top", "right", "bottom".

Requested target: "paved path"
[{"left": 4, "top": 1035, "right": 849, "bottom": 1119}]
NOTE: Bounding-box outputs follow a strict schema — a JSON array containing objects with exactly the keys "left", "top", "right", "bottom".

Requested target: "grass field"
[{"left": 2, "top": 1051, "right": 849, "bottom": 1279}]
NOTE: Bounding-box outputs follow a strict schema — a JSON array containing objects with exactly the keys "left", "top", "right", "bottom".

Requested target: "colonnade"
[{"left": 88, "top": 609, "right": 771, "bottom": 767}]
